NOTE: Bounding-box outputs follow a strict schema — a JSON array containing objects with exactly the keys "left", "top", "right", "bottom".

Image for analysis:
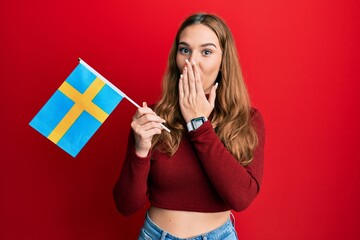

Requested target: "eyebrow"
[{"left": 178, "top": 41, "right": 217, "bottom": 48}]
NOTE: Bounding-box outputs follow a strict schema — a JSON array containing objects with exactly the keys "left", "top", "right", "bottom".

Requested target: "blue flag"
[{"left": 30, "top": 61, "right": 124, "bottom": 157}]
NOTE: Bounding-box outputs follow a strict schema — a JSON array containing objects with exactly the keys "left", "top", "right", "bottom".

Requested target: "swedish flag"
[{"left": 30, "top": 61, "right": 123, "bottom": 157}]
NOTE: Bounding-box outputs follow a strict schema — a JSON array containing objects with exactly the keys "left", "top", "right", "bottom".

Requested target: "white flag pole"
[{"left": 78, "top": 58, "right": 170, "bottom": 133}]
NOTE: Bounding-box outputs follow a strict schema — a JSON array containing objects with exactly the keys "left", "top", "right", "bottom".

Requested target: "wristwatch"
[{"left": 186, "top": 116, "right": 208, "bottom": 132}]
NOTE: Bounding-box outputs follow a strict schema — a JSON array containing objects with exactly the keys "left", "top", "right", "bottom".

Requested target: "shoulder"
[
  {"left": 250, "top": 107, "right": 265, "bottom": 138},
  {"left": 250, "top": 107, "right": 263, "bottom": 122}
]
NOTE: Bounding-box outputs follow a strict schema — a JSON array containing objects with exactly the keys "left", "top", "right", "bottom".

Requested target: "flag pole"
[{"left": 78, "top": 58, "right": 170, "bottom": 133}]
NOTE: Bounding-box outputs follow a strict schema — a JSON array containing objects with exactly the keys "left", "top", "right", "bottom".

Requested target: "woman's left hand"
[{"left": 178, "top": 59, "right": 217, "bottom": 123}]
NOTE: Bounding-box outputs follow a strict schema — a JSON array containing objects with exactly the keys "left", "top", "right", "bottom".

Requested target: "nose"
[
  {"left": 189, "top": 54, "right": 196, "bottom": 64},
  {"left": 189, "top": 52, "right": 200, "bottom": 65}
]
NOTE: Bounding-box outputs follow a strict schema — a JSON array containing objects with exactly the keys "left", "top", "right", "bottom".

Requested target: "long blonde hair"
[{"left": 153, "top": 13, "right": 258, "bottom": 166}]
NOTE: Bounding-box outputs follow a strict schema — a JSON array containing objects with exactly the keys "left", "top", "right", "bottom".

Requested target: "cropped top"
[{"left": 113, "top": 108, "right": 265, "bottom": 216}]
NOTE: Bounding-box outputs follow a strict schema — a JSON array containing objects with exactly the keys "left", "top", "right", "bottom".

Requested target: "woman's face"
[{"left": 176, "top": 24, "right": 222, "bottom": 94}]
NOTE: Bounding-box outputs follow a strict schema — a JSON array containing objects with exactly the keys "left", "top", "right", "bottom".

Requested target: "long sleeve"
[
  {"left": 113, "top": 131, "right": 151, "bottom": 216},
  {"left": 188, "top": 109, "right": 265, "bottom": 211}
]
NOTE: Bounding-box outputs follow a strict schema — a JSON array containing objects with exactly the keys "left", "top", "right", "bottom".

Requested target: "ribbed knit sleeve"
[
  {"left": 188, "top": 109, "right": 265, "bottom": 211},
  {"left": 113, "top": 131, "right": 151, "bottom": 216}
]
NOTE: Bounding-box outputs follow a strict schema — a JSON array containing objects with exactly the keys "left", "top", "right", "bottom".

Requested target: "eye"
[
  {"left": 202, "top": 49, "right": 212, "bottom": 56},
  {"left": 179, "top": 47, "right": 190, "bottom": 55}
]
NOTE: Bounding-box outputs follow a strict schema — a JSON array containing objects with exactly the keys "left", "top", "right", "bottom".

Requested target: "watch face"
[{"left": 191, "top": 117, "right": 205, "bottom": 130}]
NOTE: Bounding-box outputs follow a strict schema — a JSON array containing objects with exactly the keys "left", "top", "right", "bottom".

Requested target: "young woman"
[{"left": 113, "top": 13, "right": 265, "bottom": 240}]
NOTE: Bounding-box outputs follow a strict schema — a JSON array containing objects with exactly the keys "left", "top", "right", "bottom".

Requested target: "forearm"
[
  {"left": 189, "top": 112, "right": 265, "bottom": 211},
  {"left": 113, "top": 134, "right": 151, "bottom": 216}
]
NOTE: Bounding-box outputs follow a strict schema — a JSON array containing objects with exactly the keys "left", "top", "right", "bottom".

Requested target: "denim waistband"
[{"left": 139, "top": 212, "right": 236, "bottom": 240}]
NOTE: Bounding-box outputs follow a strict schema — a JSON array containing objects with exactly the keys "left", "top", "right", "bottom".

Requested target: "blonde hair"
[{"left": 153, "top": 13, "right": 258, "bottom": 166}]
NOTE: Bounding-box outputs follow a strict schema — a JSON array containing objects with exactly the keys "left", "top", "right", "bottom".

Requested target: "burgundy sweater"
[{"left": 113, "top": 109, "right": 265, "bottom": 216}]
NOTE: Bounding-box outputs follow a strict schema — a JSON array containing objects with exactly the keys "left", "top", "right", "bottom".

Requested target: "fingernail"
[
  {"left": 143, "top": 102, "right": 147, "bottom": 107},
  {"left": 180, "top": 74, "right": 183, "bottom": 79},
  {"left": 192, "top": 61, "right": 196, "bottom": 66},
  {"left": 214, "top": 82, "right": 218, "bottom": 89},
  {"left": 185, "top": 59, "right": 189, "bottom": 63}
]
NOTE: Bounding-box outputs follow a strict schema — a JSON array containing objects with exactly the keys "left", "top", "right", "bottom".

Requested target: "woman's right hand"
[{"left": 131, "top": 102, "right": 165, "bottom": 158}]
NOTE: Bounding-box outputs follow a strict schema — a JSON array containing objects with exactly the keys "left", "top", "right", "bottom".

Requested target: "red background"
[{"left": 1, "top": 0, "right": 360, "bottom": 239}]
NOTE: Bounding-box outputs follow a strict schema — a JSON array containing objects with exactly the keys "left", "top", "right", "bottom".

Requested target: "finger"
[
  {"left": 139, "top": 121, "right": 164, "bottom": 132},
  {"left": 192, "top": 61, "right": 203, "bottom": 93},
  {"left": 186, "top": 59, "right": 196, "bottom": 95},
  {"left": 208, "top": 83, "right": 217, "bottom": 109},
  {"left": 182, "top": 65, "right": 189, "bottom": 96},
  {"left": 178, "top": 74, "right": 184, "bottom": 99},
  {"left": 137, "top": 114, "right": 165, "bottom": 126},
  {"left": 133, "top": 106, "right": 156, "bottom": 120},
  {"left": 131, "top": 115, "right": 164, "bottom": 136},
  {"left": 133, "top": 121, "right": 163, "bottom": 140}
]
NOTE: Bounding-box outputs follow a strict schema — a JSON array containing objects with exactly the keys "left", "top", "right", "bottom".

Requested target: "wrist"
[
  {"left": 134, "top": 146, "right": 150, "bottom": 158},
  {"left": 186, "top": 116, "right": 208, "bottom": 132}
]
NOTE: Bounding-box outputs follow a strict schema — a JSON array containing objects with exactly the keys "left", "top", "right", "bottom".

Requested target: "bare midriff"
[{"left": 148, "top": 206, "right": 230, "bottom": 238}]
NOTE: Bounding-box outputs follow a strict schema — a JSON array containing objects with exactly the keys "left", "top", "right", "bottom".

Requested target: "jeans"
[{"left": 138, "top": 213, "right": 238, "bottom": 240}]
